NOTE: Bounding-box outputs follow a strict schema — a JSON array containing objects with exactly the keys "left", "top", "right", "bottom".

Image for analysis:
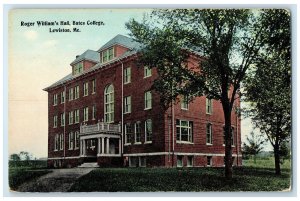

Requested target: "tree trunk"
[
  {"left": 224, "top": 108, "right": 233, "bottom": 179},
  {"left": 274, "top": 140, "right": 281, "bottom": 175}
]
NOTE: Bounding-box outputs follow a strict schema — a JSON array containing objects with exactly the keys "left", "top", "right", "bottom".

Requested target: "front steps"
[{"left": 78, "top": 162, "right": 99, "bottom": 168}]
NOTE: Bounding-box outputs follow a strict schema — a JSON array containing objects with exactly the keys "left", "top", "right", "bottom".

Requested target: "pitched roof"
[
  {"left": 70, "top": 49, "right": 100, "bottom": 65},
  {"left": 97, "top": 34, "right": 142, "bottom": 52}
]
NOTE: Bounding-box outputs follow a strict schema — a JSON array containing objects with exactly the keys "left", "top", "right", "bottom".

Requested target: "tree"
[
  {"left": 244, "top": 10, "right": 291, "bottom": 175},
  {"left": 10, "top": 153, "right": 20, "bottom": 161},
  {"left": 126, "top": 9, "right": 265, "bottom": 179},
  {"left": 242, "top": 131, "right": 265, "bottom": 163}
]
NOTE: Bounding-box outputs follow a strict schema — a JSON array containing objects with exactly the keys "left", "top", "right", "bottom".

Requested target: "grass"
[
  {"left": 69, "top": 161, "right": 291, "bottom": 192},
  {"left": 9, "top": 160, "right": 51, "bottom": 191}
]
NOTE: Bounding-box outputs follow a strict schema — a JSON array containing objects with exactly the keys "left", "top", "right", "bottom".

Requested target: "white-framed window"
[
  {"left": 207, "top": 156, "right": 212, "bottom": 167},
  {"left": 83, "top": 107, "right": 89, "bottom": 122},
  {"left": 125, "top": 123, "right": 132, "bottom": 145},
  {"left": 74, "top": 131, "right": 79, "bottom": 149},
  {"left": 124, "top": 67, "right": 131, "bottom": 84},
  {"left": 68, "top": 132, "right": 74, "bottom": 150},
  {"left": 144, "top": 91, "right": 152, "bottom": 110},
  {"left": 59, "top": 133, "right": 64, "bottom": 150},
  {"left": 104, "top": 84, "right": 114, "bottom": 123},
  {"left": 177, "top": 155, "right": 183, "bottom": 167},
  {"left": 101, "top": 47, "right": 114, "bottom": 63},
  {"left": 54, "top": 134, "right": 59, "bottom": 151},
  {"left": 74, "top": 86, "right": 79, "bottom": 99},
  {"left": 74, "top": 109, "right": 79, "bottom": 123},
  {"left": 92, "top": 79, "right": 96, "bottom": 94},
  {"left": 144, "top": 66, "right": 152, "bottom": 78},
  {"left": 68, "top": 88, "right": 74, "bottom": 101},
  {"left": 60, "top": 91, "right": 65, "bottom": 104},
  {"left": 68, "top": 111, "right": 74, "bottom": 125},
  {"left": 176, "top": 120, "right": 193, "bottom": 143},
  {"left": 53, "top": 115, "right": 58, "bottom": 128},
  {"left": 53, "top": 94, "right": 58, "bottom": 106},
  {"left": 60, "top": 113, "right": 65, "bottom": 127},
  {"left": 206, "top": 98, "right": 212, "bottom": 114},
  {"left": 92, "top": 105, "right": 96, "bottom": 120},
  {"left": 206, "top": 123, "right": 212, "bottom": 144},
  {"left": 83, "top": 82, "right": 88, "bottom": 96},
  {"left": 74, "top": 62, "right": 83, "bottom": 75},
  {"left": 124, "top": 96, "right": 131, "bottom": 114},
  {"left": 139, "top": 156, "right": 146, "bottom": 167},
  {"left": 129, "top": 157, "right": 137, "bottom": 167},
  {"left": 181, "top": 95, "right": 189, "bottom": 110},
  {"left": 187, "top": 156, "right": 194, "bottom": 167},
  {"left": 134, "top": 122, "right": 142, "bottom": 143},
  {"left": 145, "top": 119, "right": 152, "bottom": 143}
]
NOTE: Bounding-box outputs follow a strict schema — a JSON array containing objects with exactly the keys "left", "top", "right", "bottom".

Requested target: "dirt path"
[{"left": 16, "top": 168, "right": 95, "bottom": 192}]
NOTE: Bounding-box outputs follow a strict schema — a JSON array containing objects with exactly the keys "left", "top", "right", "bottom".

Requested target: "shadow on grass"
[{"left": 69, "top": 167, "right": 291, "bottom": 192}]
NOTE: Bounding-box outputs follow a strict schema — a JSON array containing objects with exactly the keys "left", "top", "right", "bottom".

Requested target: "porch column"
[
  {"left": 101, "top": 137, "right": 105, "bottom": 154},
  {"left": 97, "top": 137, "right": 101, "bottom": 154},
  {"left": 83, "top": 139, "right": 86, "bottom": 156},
  {"left": 106, "top": 137, "right": 110, "bottom": 154},
  {"left": 119, "top": 138, "right": 121, "bottom": 154},
  {"left": 80, "top": 140, "right": 83, "bottom": 155}
]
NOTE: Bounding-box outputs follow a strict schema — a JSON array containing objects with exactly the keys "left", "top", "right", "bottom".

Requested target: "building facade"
[{"left": 44, "top": 34, "right": 242, "bottom": 168}]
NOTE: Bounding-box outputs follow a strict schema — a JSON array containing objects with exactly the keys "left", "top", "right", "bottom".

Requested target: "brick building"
[{"left": 44, "top": 34, "right": 242, "bottom": 168}]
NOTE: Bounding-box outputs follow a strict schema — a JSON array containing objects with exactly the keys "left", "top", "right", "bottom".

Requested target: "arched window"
[{"left": 104, "top": 84, "right": 114, "bottom": 123}]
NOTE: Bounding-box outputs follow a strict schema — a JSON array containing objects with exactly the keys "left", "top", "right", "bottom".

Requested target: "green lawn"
[
  {"left": 9, "top": 161, "right": 51, "bottom": 191},
  {"left": 69, "top": 163, "right": 291, "bottom": 192}
]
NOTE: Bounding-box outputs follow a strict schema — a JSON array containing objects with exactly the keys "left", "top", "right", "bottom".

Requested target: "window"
[
  {"left": 54, "top": 134, "right": 59, "bottom": 151},
  {"left": 135, "top": 122, "right": 142, "bottom": 143},
  {"left": 181, "top": 95, "right": 189, "bottom": 110},
  {"left": 92, "top": 105, "right": 96, "bottom": 120},
  {"left": 129, "top": 157, "right": 137, "bottom": 167},
  {"left": 68, "top": 132, "right": 74, "bottom": 150},
  {"left": 176, "top": 120, "right": 193, "bottom": 143},
  {"left": 59, "top": 134, "right": 64, "bottom": 150},
  {"left": 124, "top": 67, "right": 131, "bottom": 84},
  {"left": 144, "top": 91, "right": 152, "bottom": 110},
  {"left": 206, "top": 123, "right": 212, "bottom": 144},
  {"left": 177, "top": 155, "right": 183, "bottom": 167},
  {"left": 207, "top": 156, "right": 212, "bottom": 166},
  {"left": 68, "top": 111, "right": 74, "bottom": 125},
  {"left": 69, "top": 88, "right": 74, "bottom": 101},
  {"left": 102, "top": 47, "right": 114, "bottom": 63},
  {"left": 139, "top": 156, "right": 146, "bottom": 167},
  {"left": 60, "top": 113, "right": 65, "bottom": 126},
  {"left": 92, "top": 79, "right": 96, "bottom": 94},
  {"left": 74, "top": 109, "right": 79, "bottom": 123},
  {"left": 124, "top": 96, "right": 131, "bottom": 114},
  {"left": 125, "top": 123, "right": 132, "bottom": 144},
  {"left": 53, "top": 115, "right": 58, "bottom": 128},
  {"left": 60, "top": 91, "right": 65, "bottom": 104},
  {"left": 187, "top": 156, "right": 194, "bottom": 167},
  {"left": 74, "top": 131, "right": 79, "bottom": 149},
  {"left": 74, "top": 86, "right": 79, "bottom": 99},
  {"left": 206, "top": 98, "right": 212, "bottom": 114},
  {"left": 104, "top": 84, "right": 114, "bottom": 123},
  {"left": 144, "top": 66, "right": 152, "bottom": 78},
  {"left": 145, "top": 119, "right": 152, "bottom": 142},
  {"left": 53, "top": 94, "right": 58, "bottom": 106},
  {"left": 83, "top": 82, "right": 88, "bottom": 96},
  {"left": 83, "top": 107, "right": 89, "bottom": 122},
  {"left": 74, "top": 62, "right": 83, "bottom": 75}
]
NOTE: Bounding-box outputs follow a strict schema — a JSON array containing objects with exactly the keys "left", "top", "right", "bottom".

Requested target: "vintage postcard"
[{"left": 7, "top": 8, "right": 292, "bottom": 193}]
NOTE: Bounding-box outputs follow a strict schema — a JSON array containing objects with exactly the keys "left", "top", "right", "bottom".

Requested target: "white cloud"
[
  {"left": 42, "top": 39, "right": 58, "bottom": 48},
  {"left": 24, "top": 30, "right": 38, "bottom": 40}
]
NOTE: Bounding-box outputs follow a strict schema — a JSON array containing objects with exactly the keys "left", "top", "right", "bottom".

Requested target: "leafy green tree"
[
  {"left": 242, "top": 132, "right": 265, "bottom": 163},
  {"left": 244, "top": 10, "right": 291, "bottom": 175},
  {"left": 10, "top": 153, "right": 20, "bottom": 161},
  {"left": 127, "top": 9, "right": 266, "bottom": 179}
]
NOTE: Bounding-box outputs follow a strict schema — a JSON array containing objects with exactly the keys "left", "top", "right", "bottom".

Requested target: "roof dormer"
[{"left": 70, "top": 49, "right": 100, "bottom": 76}]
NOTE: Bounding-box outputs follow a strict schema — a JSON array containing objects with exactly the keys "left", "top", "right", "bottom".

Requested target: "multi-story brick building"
[{"left": 44, "top": 34, "right": 242, "bottom": 168}]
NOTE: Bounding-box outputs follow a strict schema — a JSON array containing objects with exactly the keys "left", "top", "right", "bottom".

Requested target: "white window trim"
[
  {"left": 145, "top": 119, "right": 152, "bottom": 143},
  {"left": 207, "top": 156, "right": 212, "bottom": 167},
  {"left": 124, "top": 124, "right": 132, "bottom": 146},
  {"left": 144, "top": 66, "right": 152, "bottom": 78},
  {"left": 92, "top": 79, "right": 96, "bottom": 94},
  {"left": 92, "top": 105, "right": 96, "bottom": 120},
  {"left": 74, "top": 131, "right": 80, "bottom": 150},
  {"left": 69, "top": 88, "right": 74, "bottom": 101},
  {"left": 124, "top": 96, "right": 131, "bottom": 114},
  {"left": 74, "top": 86, "right": 80, "bottom": 99},
  {"left": 60, "top": 113, "right": 65, "bottom": 127},
  {"left": 134, "top": 122, "right": 142, "bottom": 144},
  {"left": 144, "top": 91, "right": 152, "bottom": 110},
  {"left": 68, "top": 132, "right": 74, "bottom": 150},
  {"left": 206, "top": 123, "right": 213, "bottom": 145},
  {"left": 187, "top": 156, "right": 194, "bottom": 167},
  {"left": 176, "top": 120, "right": 193, "bottom": 143},
  {"left": 69, "top": 111, "right": 74, "bottom": 125},
  {"left": 53, "top": 115, "right": 57, "bottom": 128},
  {"left": 206, "top": 98, "right": 212, "bottom": 114},
  {"left": 83, "top": 82, "right": 89, "bottom": 97},
  {"left": 74, "top": 109, "right": 80, "bottom": 124},
  {"left": 124, "top": 67, "right": 131, "bottom": 84},
  {"left": 53, "top": 94, "right": 58, "bottom": 106},
  {"left": 104, "top": 84, "right": 114, "bottom": 123},
  {"left": 83, "top": 107, "right": 89, "bottom": 122},
  {"left": 181, "top": 95, "right": 189, "bottom": 110},
  {"left": 60, "top": 91, "right": 65, "bottom": 104}
]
